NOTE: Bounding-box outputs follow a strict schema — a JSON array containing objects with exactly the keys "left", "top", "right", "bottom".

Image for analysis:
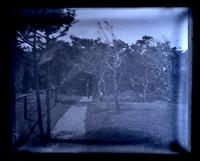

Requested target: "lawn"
[
  {"left": 18, "top": 99, "right": 184, "bottom": 154},
  {"left": 85, "top": 101, "right": 177, "bottom": 149}
]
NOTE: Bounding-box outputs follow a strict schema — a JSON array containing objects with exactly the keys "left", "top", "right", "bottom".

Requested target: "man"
[{"left": 86, "top": 76, "right": 92, "bottom": 99}]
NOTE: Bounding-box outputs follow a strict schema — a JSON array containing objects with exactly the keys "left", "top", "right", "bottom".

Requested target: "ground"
[
  {"left": 15, "top": 94, "right": 82, "bottom": 142},
  {"left": 85, "top": 101, "right": 176, "bottom": 148},
  {"left": 17, "top": 95, "right": 181, "bottom": 154}
]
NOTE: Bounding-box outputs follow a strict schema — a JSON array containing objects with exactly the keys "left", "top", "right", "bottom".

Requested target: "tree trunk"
[
  {"left": 102, "top": 79, "right": 107, "bottom": 96},
  {"left": 11, "top": 39, "right": 17, "bottom": 145},
  {"left": 46, "top": 34, "right": 51, "bottom": 139},
  {"left": 54, "top": 80, "right": 58, "bottom": 104},
  {"left": 46, "top": 62, "right": 51, "bottom": 138},
  {"left": 55, "top": 68, "right": 59, "bottom": 94},
  {"left": 97, "top": 83, "right": 102, "bottom": 102},
  {"left": 113, "top": 69, "right": 120, "bottom": 109},
  {"left": 33, "top": 31, "right": 44, "bottom": 137},
  {"left": 97, "top": 72, "right": 107, "bottom": 102},
  {"left": 23, "top": 66, "right": 28, "bottom": 120},
  {"left": 24, "top": 96, "right": 27, "bottom": 120},
  {"left": 144, "top": 69, "right": 148, "bottom": 101},
  {"left": 143, "top": 83, "right": 148, "bottom": 101}
]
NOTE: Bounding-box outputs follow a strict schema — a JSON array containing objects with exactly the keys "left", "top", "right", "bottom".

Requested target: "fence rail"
[
  {"left": 15, "top": 88, "right": 56, "bottom": 146},
  {"left": 16, "top": 89, "right": 54, "bottom": 99},
  {"left": 16, "top": 88, "right": 55, "bottom": 119}
]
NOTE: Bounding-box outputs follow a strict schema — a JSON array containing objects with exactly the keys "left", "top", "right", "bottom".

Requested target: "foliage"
[{"left": 15, "top": 17, "right": 185, "bottom": 102}]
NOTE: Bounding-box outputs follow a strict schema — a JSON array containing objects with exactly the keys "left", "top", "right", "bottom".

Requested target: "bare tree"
[{"left": 97, "top": 21, "right": 124, "bottom": 109}]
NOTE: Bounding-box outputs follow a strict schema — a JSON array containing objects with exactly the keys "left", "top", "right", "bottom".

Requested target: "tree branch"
[
  {"left": 36, "top": 44, "right": 46, "bottom": 50},
  {"left": 97, "top": 22, "right": 112, "bottom": 44},
  {"left": 115, "top": 56, "right": 121, "bottom": 68},
  {"left": 16, "top": 33, "right": 34, "bottom": 47},
  {"left": 51, "top": 26, "right": 70, "bottom": 40},
  {"left": 35, "top": 31, "right": 46, "bottom": 39},
  {"left": 17, "top": 39, "right": 26, "bottom": 45},
  {"left": 104, "top": 57, "right": 113, "bottom": 70}
]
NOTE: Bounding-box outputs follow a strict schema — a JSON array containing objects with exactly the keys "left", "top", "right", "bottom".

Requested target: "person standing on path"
[{"left": 86, "top": 76, "right": 92, "bottom": 99}]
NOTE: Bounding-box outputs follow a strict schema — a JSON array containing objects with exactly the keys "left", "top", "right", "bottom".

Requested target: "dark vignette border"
[{"left": 0, "top": 0, "right": 199, "bottom": 161}]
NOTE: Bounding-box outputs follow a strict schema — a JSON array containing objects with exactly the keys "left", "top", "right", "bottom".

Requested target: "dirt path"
[{"left": 51, "top": 97, "right": 92, "bottom": 139}]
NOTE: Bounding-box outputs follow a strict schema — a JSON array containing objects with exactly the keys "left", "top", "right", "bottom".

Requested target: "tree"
[
  {"left": 97, "top": 21, "right": 126, "bottom": 109},
  {"left": 61, "top": 34, "right": 182, "bottom": 103},
  {"left": 62, "top": 23, "right": 127, "bottom": 109},
  {"left": 127, "top": 36, "right": 182, "bottom": 101},
  {"left": 15, "top": 8, "right": 76, "bottom": 138},
  {"left": 68, "top": 36, "right": 109, "bottom": 101},
  {"left": 16, "top": 28, "right": 45, "bottom": 137}
]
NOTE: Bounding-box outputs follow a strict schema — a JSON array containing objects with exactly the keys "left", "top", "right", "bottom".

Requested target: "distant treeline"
[{"left": 15, "top": 35, "right": 188, "bottom": 102}]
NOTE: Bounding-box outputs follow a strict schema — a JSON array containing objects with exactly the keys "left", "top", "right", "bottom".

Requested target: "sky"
[{"left": 59, "top": 8, "right": 189, "bottom": 51}]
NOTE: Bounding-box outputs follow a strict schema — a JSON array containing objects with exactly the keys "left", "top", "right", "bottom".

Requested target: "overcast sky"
[{"left": 60, "top": 8, "right": 189, "bottom": 51}]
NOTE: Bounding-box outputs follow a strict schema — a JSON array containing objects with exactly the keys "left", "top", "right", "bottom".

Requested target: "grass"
[
  {"left": 18, "top": 99, "right": 188, "bottom": 153},
  {"left": 85, "top": 101, "right": 177, "bottom": 148}
]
